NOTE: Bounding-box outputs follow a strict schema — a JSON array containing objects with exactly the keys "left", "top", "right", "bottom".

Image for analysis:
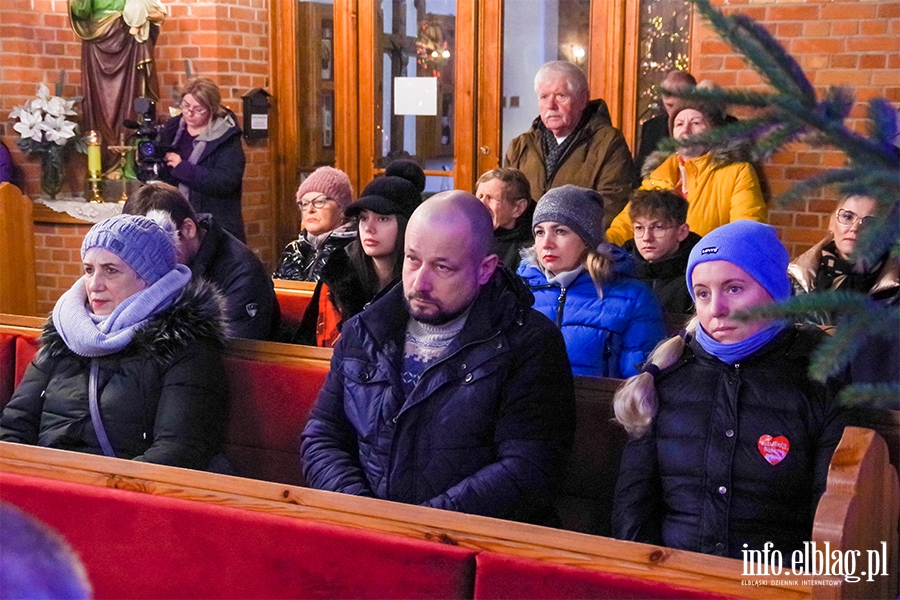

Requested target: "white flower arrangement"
[{"left": 8, "top": 83, "right": 86, "bottom": 155}]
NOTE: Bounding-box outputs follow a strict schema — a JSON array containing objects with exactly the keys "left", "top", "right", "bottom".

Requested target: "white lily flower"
[
  {"left": 30, "top": 83, "right": 52, "bottom": 114},
  {"left": 8, "top": 104, "right": 27, "bottom": 120},
  {"left": 13, "top": 109, "right": 45, "bottom": 143},
  {"left": 46, "top": 95, "right": 76, "bottom": 117},
  {"left": 43, "top": 114, "right": 77, "bottom": 145}
]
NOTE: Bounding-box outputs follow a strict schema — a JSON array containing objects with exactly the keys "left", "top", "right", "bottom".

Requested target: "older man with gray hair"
[
  {"left": 505, "top": 60, "right": 635, "bottom": 228},
  {"left": 301, "top": 190, "right": 576, "bottom": 524}
]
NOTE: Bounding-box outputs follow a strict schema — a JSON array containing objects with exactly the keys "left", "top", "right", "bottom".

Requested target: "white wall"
[{"left": 501, "top": 0, "right": 558, "bottom": 162}]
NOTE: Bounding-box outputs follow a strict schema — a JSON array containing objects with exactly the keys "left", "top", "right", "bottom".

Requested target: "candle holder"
[{"left": 86, "top": 130, "right": 104, "bottom": 203}]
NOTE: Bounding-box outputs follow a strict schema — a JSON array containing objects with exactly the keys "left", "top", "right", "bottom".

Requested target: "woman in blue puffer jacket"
[{"left": 517, "top": 185, "right": 665, "bottom": 378}]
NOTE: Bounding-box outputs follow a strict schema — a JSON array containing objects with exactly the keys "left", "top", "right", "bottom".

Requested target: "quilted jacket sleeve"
[
  {"left": 300, "top": 339, "right": 376, "bottom": 497},
  {"left": 0, "top": 356, "right": 54, "bottom": 445},
  {"left": 421, "top": 316, "right": 576, "bottom": 523},
  {"left": 134, "top": 340, "right": 228, "bottom": 469},
  {"left": 612, "top": 430, "right": 665, "bottom": 545},
  {"left": 617, "top": 284, "right": 666, "bottom": 378}
]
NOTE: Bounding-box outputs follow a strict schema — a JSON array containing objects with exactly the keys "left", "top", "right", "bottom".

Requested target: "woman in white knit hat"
[{"left": 1, "top": 214, "right": 229, "bottom": 470}]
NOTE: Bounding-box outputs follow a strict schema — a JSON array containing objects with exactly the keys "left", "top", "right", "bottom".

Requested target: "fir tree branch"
[{"left": 839, "top": 384, "right": 900, "bottom": 411}]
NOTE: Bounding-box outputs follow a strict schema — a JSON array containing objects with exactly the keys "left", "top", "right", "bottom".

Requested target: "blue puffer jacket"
[
  {"left": 517, "top": 246, "right": 665, "bottom": 378},
  {"left": 300, "top": 269, "right": 576, "bottom": 524}
]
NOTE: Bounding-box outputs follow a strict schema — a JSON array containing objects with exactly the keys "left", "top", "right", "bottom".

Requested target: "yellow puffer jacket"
[{"left": 606, "top": 152, "right": 767, "bottom": 245}]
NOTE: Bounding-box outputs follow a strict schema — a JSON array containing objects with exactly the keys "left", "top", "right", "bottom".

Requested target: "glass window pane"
[
  {"left": 375, "top": 0, "right": 455, "bottom": 194},
  {"left": 636, "top": 0, "right": 692, "bottom": 124},
  {"left": 501, "top": 0, "right": 591, "bottom": 161},
  {"left": 297, "top": 0, "right": 337, "bottom": 169}
]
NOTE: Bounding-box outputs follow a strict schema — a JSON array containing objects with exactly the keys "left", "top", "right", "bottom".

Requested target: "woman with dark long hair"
[{"left": 294, "top": 176, "right": 422, "bottom": 347}]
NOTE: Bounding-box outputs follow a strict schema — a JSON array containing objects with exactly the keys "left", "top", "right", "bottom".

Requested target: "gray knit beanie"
[
  {"left": 533, "top": 185, "right": 606, "bottom": 249},
  {"left": 81, "top": 215, "right": 177, "bottom": 284}
]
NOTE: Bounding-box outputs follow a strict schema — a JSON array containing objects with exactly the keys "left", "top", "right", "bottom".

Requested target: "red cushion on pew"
[
  {"left": 473, "top": 551, "right": 738, "bottom": 600},
  {"left": 0, "top": 472, "right": 476, "bottom": 599},
  {"left": 14, "top": 334, "right": 39, "bottom": 388},
  {"left": 221, "top": 356, "right": 329, "bottom": 485},
  {"left": 275, "top": 291, "right": 312, "bottom": 329},
  {"left": 0, "top": 334, "right": 15, "bottom": 409}
]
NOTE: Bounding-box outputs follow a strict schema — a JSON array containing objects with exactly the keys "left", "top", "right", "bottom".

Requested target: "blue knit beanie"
[
  {"left": 81, "top": 215, "right": 177, "bottom": 285},
  {"left": 686, "top": 220, "right": 791, "bottom": 301},
  {"left": 533, "top": 185, "right": 606, "bottom": 250}
]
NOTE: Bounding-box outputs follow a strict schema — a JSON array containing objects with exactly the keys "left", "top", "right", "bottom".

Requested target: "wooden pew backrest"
[
  {"left": 273, "top": 279, "right": 316, "bottom": 329},
  {"left": 221, "top": 338, "right": 331, "bottom": 485},
  {"left": 0, "top": 469, "right": 477, "bottom": 599},
  {"left": 0, "top": 442, "right": 812, "bottom": 599}
]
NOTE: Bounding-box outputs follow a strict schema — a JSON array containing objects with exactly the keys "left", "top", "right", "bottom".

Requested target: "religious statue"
[{"left": 68, "top": 0, "right": 167, "bottom": 170}]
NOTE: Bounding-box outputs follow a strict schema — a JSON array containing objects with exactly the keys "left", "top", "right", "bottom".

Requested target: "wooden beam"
[
  {"left": 475, "top": 0, "right": 503, "bottom": 181},
  {"left": 269, "top": 0, "right": 301, "bottom": 255}
]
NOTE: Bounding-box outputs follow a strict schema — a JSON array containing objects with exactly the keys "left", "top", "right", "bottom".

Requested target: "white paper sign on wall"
[{"left": 394, "top": 77, "right": 438, "bottom": 116}]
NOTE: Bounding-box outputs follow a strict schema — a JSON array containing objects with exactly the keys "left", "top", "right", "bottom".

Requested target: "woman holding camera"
[{"left": 159, "top": 77, "right": 247, "bottom": 241}]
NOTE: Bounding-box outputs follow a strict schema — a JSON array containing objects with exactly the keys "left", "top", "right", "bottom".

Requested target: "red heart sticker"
[{"left": 758, "top": 435, "right": 790, "bottom": 465}]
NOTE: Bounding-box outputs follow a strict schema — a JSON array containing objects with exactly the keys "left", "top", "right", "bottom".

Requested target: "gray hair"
[{"left": 533, "top": 61, "right": 589, "bottom": 100}]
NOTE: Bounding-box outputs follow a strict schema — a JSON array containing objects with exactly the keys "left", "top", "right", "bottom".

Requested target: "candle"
[
  {"left": 88, "top": 145, "right": 102, "bottom": 176},
  {"left": 87, "top": 130, "right": 101, "bottom": 177}
]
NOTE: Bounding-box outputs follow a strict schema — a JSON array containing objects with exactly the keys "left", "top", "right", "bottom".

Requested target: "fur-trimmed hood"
[
  {"left": 39, "top": 278, "right": 228, "bottom": 366},
  {"left": 640, "top": 136, "right": 755, "bottom": 179}
]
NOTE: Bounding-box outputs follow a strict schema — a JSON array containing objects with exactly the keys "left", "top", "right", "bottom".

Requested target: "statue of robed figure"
[{"left": 68, "top": 0, "right": 167, "bottom": 170}]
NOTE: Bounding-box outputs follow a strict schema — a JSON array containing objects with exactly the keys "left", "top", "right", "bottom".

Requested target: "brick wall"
[
  {"left": 691, "top": 0, "right": 900, "bottom": 258},
  {"left": 0, "top": 0, "right": 274, "bottom": 315}
]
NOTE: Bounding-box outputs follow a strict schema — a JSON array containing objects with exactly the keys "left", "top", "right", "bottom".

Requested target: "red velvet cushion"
[
  {"left": 473, "top": 552, "right": 739, "bottom": 600},
  {"left": 14, "top": 334, "right": 40, "bottom": 387},
  {"left": 275, "top": 292, "right": 312, "bottom": 329},
  {"left": 221, "top": 356, "right": 329, "bottom": 485},
  {"left": 0, "top": 334, "right": 15, "bottom": 409},
  {"left": 0, "top": 472, "right": 476, "bottom": 599}
]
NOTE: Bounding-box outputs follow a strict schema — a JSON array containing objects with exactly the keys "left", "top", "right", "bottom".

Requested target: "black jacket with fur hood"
[{"left": 0, "top": 280, "right": 229, "bottom": 470}]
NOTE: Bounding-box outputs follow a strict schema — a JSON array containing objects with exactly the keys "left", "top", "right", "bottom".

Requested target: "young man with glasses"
[
  {"left": 788, "top": 194, "right": 898, "bottom": 325},
  {"left": 622, "top": 188, "right": 701, "bottom": 314}
]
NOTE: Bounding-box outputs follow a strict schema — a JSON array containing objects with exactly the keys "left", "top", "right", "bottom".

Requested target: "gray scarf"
[
  {"left": 173, "top": 113, "right": 236, "bottom": 202},
  {"left": 52, "top": 265, "right": 192, "bottom": 357}
]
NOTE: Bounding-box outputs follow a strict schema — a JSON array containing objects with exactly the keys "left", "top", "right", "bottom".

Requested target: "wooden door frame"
[{"left": 269, "top": 0, "right": 361, "bottom": 253}]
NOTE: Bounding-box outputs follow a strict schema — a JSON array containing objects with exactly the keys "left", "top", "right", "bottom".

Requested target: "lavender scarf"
[{"left": 52, "top": 265, "right": 192, "bottom": 357}]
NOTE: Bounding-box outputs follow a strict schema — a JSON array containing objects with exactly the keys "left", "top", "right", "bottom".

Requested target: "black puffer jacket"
[
  {"left": 273, "top": 227, "right": 357, "bottom": 282},
  {"left": 622, "top": 232, "right": 701, "bottom": 315},
  {"left": 192, "top": 213, "right": 278, "bottom": 340},
  {"left": 0, "top": 280, "right": 229, "bottom": 470},
  {"left": 301, "top": 269, "right": 576, "bottom": 524},
  {"left": 613, "top": 326, "right": 845, "bottom": 559}
]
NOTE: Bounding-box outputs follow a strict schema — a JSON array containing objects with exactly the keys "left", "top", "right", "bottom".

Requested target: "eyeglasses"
[
  {"left": 632, "top": 223, "right": 676, "bottom": 237},
  {"left": 298, "top": 195, "right": 333, "bottom": 210},
  {"left": 179, "top": 102, "right": 209, "bottom": 116},
  {"left": 834, "top": 209, "right": 876, "bottom": 229}
]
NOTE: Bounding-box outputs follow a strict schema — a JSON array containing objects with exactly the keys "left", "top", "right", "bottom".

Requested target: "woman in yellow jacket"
[{"left": 607, "top": 99, "right": 767, "bottom": 245}]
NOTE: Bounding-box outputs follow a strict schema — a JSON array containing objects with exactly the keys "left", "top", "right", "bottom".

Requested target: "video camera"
[{"left": 124, "top": 96, "right": 172, "bottom": 183}]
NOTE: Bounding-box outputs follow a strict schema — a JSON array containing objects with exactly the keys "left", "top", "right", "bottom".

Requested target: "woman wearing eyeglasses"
[
  {"left": 273, "top": 166, "right": 356, "bottom": 282},
  {"left": 158, "top": 77, "right": 247, "bottom": 241},
  {"left": 788, "top": 194, "right": 898, "bottom": 326}
]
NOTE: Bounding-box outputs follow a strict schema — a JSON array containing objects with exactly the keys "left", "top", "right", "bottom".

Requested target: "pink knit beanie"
[{"left": 297, "top": 167, "right": 354, "bottom": 211}]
